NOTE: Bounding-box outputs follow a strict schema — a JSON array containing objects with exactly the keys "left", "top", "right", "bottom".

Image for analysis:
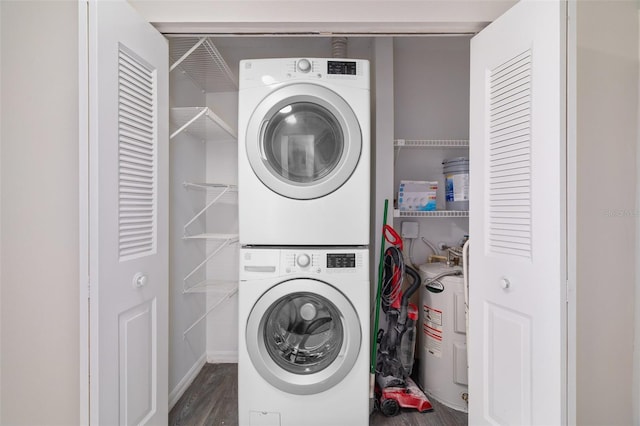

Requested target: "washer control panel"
[
  {"left": 241, "top": 248, "right": 368, "bottom": 279},
  {"left": 326, "top": 253, "right": 356, "bottom": 268},
  {"left": 283, "top": 249, "right": 364, "bottom": 275}
]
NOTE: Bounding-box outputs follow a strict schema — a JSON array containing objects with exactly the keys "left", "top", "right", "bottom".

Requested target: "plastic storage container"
[
  {"left": 443, "top": 157, "right": 469, "bottom": 211},
  {"left": 418, "top": 263, "right": 468, "bottom": 412}
]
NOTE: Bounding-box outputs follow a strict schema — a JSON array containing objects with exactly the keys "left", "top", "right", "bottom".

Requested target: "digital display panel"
[
  {"left": 327, "top": 253, "right": 356, "bottom": 268},
  {"left": 327, "top": 61, "right": 357, "bottom": 75}
]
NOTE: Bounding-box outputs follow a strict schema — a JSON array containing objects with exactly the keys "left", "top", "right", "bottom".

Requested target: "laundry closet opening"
[{"left": 166, "top": 33, "right": 471, "bottom": 417}]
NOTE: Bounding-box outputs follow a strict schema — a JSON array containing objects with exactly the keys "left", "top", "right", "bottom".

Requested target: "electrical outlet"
[{"left": 401, "top": 221, "right": 419, "bottom": 239}]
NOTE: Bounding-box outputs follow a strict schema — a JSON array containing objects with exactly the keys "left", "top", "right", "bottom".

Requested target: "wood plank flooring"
[{"left": 170, "top": 363, "right": 467, "bottom": 426}]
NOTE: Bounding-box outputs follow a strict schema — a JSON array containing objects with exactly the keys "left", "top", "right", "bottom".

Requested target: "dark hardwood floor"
[{"left": 170, "top": 363, "right": 467, "bottom": 426}]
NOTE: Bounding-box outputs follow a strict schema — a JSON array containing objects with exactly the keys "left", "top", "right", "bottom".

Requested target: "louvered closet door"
[
  {"left": 468, "top": 1, "right": 566, "bottom": 424},
  {"left": 89, "top": 1, "right": 168, "bottom": 424}
]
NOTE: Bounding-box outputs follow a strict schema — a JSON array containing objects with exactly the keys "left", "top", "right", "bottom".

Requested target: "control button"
[
  {"left": 297, "top": 59, "right": 311, "bottom": 73},
  {"left": 297, "top": 253, "right": 311, "bottom": 268}
]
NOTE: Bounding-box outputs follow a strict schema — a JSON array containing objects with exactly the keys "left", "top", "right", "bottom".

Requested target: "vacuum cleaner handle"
[
  {"left": 398, "top": 265, "right": 421, "bottom": 327},
  {"left": 400, "top": 265, "right": 421, "bottom": 310},
  {"left": 381, "top": 246, "right": 402, "bottom": 313}
]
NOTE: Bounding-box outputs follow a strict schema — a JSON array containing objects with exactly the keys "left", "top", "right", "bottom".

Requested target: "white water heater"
[{"left": 418, "top": 263, "right": 468, "bottom": 412}]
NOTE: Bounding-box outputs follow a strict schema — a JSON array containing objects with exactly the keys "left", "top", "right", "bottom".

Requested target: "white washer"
[
  {"left": 238, "top": 58, "right": 370, "bottom": 246},
  {"left": 238, "top": 247, "right": 369, "bottom": 426}
]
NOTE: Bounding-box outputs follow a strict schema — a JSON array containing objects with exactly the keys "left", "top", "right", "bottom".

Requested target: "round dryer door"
[
  {"left": 245, "top": 279, "right": 362, "bottom": 395},
  {"left": 245, "top": 83, "right": 362, "bottom": 199}
]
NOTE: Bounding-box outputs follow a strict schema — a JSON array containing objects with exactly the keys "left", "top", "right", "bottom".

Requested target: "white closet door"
[
  {"left": 88, "top": 1, "right": 169, "bottom": 424},
  {"left": 469, "top": 1, "right": 566, "bottom": 424}
]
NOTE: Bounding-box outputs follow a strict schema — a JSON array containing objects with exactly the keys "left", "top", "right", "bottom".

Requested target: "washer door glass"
[
  {"left": 246, "top": 279, "right": 362, "bottom": 395},
  {"left": 264, "top": 292, "right": 343, "bottom": 375},
  {"left": 246, "top": 83, "right": 362, "bottom": 200},
  {"left": 263, "top": 103, "right": 344, "bottom": 184}
]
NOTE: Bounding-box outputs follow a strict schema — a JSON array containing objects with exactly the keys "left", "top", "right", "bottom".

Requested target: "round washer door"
[
  {"left": 245, "top": 278, "right": 362, "bottom": 395},
  {"left": 245, "top": 83, "right": 362, "bottom": 200}
]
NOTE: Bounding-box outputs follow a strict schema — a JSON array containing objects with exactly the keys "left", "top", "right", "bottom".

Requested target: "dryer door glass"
[
  {"left": 245, "top": 83, "right": 363, "bottom": 200},
  {"left": 263, "top": 292, "right": 343, "bottom": 374},
  {"left": 262, "top": 103, "right": 344, "bottom": 184}
]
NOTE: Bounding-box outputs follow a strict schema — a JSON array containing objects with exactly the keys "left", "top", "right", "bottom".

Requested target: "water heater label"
[{"left": 423, "top": 304, "right": 443, "bottom": 358}]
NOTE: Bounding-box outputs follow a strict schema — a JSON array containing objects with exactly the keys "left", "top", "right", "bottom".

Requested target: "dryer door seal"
[
  {"left": 245, "top": 83, "right": 362, "bottom": 200},
  {"left": 245, "top": 278, "right": 362, "bottom": 395}
]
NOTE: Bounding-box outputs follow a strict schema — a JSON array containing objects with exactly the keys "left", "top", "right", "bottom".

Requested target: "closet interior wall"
[
  {"left": 169, "top": 59, "right": 209, "bottom": 400},
  {"left": 391, "top": 36, "right": 472, "bottom": 267},
  {"left": 168, "top": 34, "right": 473, "bottom": 407}
]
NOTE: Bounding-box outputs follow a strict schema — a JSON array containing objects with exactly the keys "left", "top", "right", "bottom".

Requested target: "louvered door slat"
[
  {"left": 120, "top": 149, "right": 154, "bottom": 165},
  {"left": 488, "top": 49, "right": 533, "bottom": 259},
  {"left": 119, "top": 128, "right": 153, "bottom": 145},
  {"left": 118, "top": 46, "right": 157, "bottom": 261},
  {"left": 119, "top": 77, "right": 153, "bottom": 102}
]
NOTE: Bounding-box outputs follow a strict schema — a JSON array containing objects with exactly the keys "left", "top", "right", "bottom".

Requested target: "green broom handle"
[{"left": 371, "top": 199, "right": 389, "bottom": 374}]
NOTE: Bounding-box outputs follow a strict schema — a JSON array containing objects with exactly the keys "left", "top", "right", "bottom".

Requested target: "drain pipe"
[{"left": 331, "top": 37, "right": 348, "bottom": 58}]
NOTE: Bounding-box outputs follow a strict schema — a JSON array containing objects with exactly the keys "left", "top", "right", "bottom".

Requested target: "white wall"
[
  {"left": 168, "top": 69, "right": 209, "bottom": 405},
  {"left": 392, "top": 37, "right": 471, "bottom": 266},
  {"left": 205, "top": 90, "right": 239, "bottom": 362},
  {"left": 0, "top": 2, "right": 3, "bottom": 420},
  {"left": 636, "top": 10, "right": 640, "bottom": 426},
  {"left": 372, "top": 38, "right": 395, "bottom": 293},
  {"left": 0, "top": 1, "right": 79, "bottom": 424},
  {"left": 129, "top": 0, "right": 516, "bottom": 34},
  {"left": 574, "top": 1, "right": 638, "bottom": 424}
]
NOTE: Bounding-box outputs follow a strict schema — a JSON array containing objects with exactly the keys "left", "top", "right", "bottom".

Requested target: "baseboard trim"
[
  {"left": 207, "top": 350, "right": 238, "bottom": 363},
  {"left": 169, "top": 353, "right": 207, "bottom": 409}
]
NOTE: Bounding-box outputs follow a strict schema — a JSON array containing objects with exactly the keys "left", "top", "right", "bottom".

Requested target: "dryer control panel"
[
  {"left": 327, "top": 60, "right": 357, "bottom": 75},
  {"left": 239, "top": 57, "right": 370, "bottom": 90}
]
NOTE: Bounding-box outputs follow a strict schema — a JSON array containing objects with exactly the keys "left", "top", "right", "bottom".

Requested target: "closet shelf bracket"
[
  {"left": 183, "top": 235, "right": 239, "bottom": 291},
  {"left": 182, "top": 284, "right": 238, "bottom": 338},
  {"left": 183, "top": 183, "right": 237, "bottom": 237},
  {"left": 168, "top": 36, "right": 238, "bottom": 92},
  {"left": 170, "top": 107, "right": 237, "bottom": 142}
]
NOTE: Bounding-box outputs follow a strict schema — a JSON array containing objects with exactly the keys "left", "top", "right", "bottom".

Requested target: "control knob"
[
  {"left": 296, "top": 253, "right": 311, "bottom": 268},
  {"left": 297, "top": 59, "right": 311, "bottom": 73}
]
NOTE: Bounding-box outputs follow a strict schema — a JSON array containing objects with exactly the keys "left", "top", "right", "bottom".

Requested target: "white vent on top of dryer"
[
  {"left": 488, "top": 49, "right": 532, "bottom": 259},
  {"left": 117, "top": 45, "right": 158, "bottom": 261}
]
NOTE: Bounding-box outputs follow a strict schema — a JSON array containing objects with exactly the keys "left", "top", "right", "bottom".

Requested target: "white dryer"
[
  {"left": 238, "top": 247, "right": 369, "bottom": 426},
  {"left": 238, "top": 58, "right": 370, "bottom": 246}
]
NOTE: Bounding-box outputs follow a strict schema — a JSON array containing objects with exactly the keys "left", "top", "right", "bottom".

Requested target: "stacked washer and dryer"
[{"left": 237, "top": 58, "right": 371, "bottom": 426}]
